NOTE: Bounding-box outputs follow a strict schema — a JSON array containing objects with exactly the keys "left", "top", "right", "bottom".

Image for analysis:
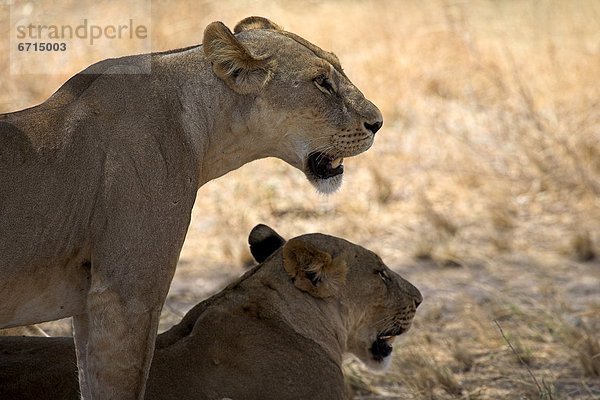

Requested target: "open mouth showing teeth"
[
  {"left": 307, "top": 152, "right": 344, "bottom": 180},
  {"left": 370, "top": 327, "right": 408, "bottom": 361}
]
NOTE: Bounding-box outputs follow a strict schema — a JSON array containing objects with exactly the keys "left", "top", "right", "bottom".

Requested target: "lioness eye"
[
  {"left": 314, "top": 75, "right": 334, "bottom": 94},
  {"left": 377, "top": 270, "right": 390, "bottom": 282}
]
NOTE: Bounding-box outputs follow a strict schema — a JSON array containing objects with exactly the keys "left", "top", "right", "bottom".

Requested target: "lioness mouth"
[
  {"left": 370, "top": 335, "right": 396, "bottom": 361},
  {"left": 370, "top": 326, "right": 409, "bottom": 362},
  {"left": 307, "top": 152, "right": 344, "bottom": 180}
]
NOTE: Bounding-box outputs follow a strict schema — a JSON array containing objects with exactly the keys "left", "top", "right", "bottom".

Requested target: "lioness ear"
[
  {"left": 248, "top": 224, "right": 286, "bottom": 263},
  {"left": 203, "top": 21, "right": 274, "bottom": 94},
  {"left": 234, "top": 16, "right": 282, "bottom": 34},
  {"left": 282, "top": 238, "right": 347, "bottom": 298}
]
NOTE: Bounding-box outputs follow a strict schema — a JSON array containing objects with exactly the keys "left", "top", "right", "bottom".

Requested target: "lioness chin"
[
  {"left": 0, "top": 16, "right": 382, "bottom": 399},
  {"left": 0, "top": 225, "right": 421, "bottom": 400}
]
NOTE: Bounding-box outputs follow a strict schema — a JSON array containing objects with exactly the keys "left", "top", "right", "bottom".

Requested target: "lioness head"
[
  {"left": 203, "top": 17, "right": 383, "bottom": 193},
  {"left": 249, "top": 225, "right": 422, "bottom": 371}
]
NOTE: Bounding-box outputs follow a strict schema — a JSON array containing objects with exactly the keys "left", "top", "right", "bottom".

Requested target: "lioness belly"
[
  {"left": 0, "top": 259, "right": 90, "bottom": 327},
  {"left": 0, "top": 170, "right": 93, "bottom": 327},
  {"left": 0, "top": 116, "right": 98, "bottom": 327}
]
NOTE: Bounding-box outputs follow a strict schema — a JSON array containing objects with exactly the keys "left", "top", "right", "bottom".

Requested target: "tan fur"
[
  {"left": 283, "top": 239, "right": 347, "bottom": 298},
  {"left": 203, "top": 21, "right": 276, "bottom": 94},
  {"left": 0, "top": 226, "right": 421, "bottom": 400},
  {"left": 0, "top": 17, "right": 382, "bottom": 399},
  {"left": 234, "top": 16, "right": 283, "bottom": 33}
]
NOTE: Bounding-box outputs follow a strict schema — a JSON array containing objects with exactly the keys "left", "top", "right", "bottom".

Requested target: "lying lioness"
[
  {"left": 0, "top": 16, "right": 383, "bottom": 399},
  {"left": 0, "top": 225, "right": 421, "bottom": 400}
]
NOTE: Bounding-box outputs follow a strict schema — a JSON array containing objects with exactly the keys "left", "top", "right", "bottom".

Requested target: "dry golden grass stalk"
[{"left": 495, "top": 320, "right": 555, "bottom": 400}]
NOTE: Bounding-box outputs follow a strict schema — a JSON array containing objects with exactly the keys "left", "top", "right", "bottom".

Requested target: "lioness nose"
[
  {"left": 364, "top": 120, "right": 383, "bottom": 135},
  {"left": 410, "top": 283, "right": 423, "bottom": 309},
  {"left": 414, "top": 297, "right": 422, "bottom": 309}
]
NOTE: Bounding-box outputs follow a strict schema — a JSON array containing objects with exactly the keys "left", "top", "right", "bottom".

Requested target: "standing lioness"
[{"left": 0, "top": 16, "right": 382, "bottom": 400}]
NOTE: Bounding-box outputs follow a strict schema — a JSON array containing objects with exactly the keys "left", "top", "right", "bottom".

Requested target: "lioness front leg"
[
  {"left": 81, "top": 228, "right": 181, "bottom": 399},
  {"left": 82, "top": 278, "right": 166, "bottom": 400},
  {"left": 81, "top": 166, "right": 191, "bottom": 399}
]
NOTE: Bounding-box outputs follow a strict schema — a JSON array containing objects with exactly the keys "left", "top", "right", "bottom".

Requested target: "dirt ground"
[{"left": 1, "top": 0, "right": 599, "bottom": 399}]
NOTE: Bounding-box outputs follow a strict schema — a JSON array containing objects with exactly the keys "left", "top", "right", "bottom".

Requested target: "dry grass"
[{"left": 1, "top": 0, "right": 599, "bottom": 398}]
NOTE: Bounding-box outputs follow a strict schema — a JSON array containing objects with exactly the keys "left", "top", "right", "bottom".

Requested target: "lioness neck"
[
  {"left": 157, "top": 47, "right": 276, "bottom": 189},
  {"left": 249, "top": 265, "right": 351, "bottom": 366}
]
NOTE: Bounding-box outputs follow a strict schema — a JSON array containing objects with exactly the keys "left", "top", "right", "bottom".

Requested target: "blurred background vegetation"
[{"left": 1, "top": 1, "right": 598, "bottom": 398}]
